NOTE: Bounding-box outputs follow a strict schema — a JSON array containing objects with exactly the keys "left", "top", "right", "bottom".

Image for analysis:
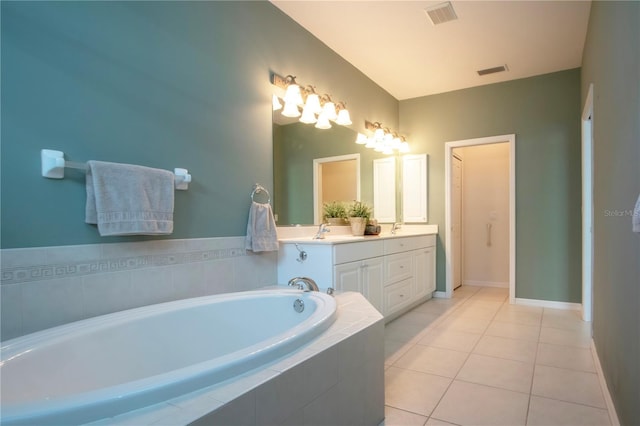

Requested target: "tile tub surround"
[
  {"left": 86, "top": 291, "right": 385, "bottom": 426},
  {"left": 0, "top": 237, "right": 277, "bottom": 341}
]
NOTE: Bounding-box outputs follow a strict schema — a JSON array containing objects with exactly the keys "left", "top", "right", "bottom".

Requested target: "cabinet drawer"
[
  {"left": 384, "top": 253, "right": 413, "bottom": 284},
  {"left": 384, "top": 235, "right": 435, "bottom": 254},
  {"left": 334, "top": 240, "right": 384, "bottom": 264},
  {"left": 383, "top": 278, "right": 414, "bottom": 315}
]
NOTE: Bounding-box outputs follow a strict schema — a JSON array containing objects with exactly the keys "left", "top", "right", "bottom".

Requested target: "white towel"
[
  {"left": 633, "top": 194, "right": 640, "bottom": 233},
  {"left": 85, "top": 160, "right": 174, "bottom": 236},
  {"left": 245, "top": 201, "right": 278, "bottom": 252}
]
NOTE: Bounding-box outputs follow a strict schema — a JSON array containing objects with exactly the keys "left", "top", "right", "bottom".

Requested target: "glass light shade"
[
  {"left": 400, "top": 141, "right": 410, "bottom": 153},
  {"left": 355, "top": 133, "right": 368, "bottom": 144},
  {"left": 284, "top": 84, "right": 303, "bottom": 106},
  {"left": 299, "top": 104, "right": 317, "bottom": 124},
  {"left": 365, "top": 137, "right": 376, "bottom": 148},
  {"left": 335, "top": 109, "right": 352, "bottom": 126},
  {"left": 281, "top": 100, "right": 301, "bottom": 118},
  {"left": 392, "top": 136, "right": 402, "bottom": 149},
  {"left": 374, "top": 143, "right": 385, "bottom": 152},
  {"left": 315, "top": 112, "right": 332, "bottom": 129},
  {"left": 322, "top": 102, "right": 337, "bottom": 121},
  {"left": 382, "top": 146, "right": 394, "bottom": 155},
  {"left": 272, "top": 95, "right": 282, "bottom": 111},
  {"left": 384, "top": 132, "right": 393, "bottom": 143},
  {"left": 374, "top": 128, "right": 384, "bottom": 141},
  {"left": 304, "top": 93, "right": 322, "bottom": 114}
]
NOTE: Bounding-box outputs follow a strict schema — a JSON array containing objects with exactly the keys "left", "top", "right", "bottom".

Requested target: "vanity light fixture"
[
  {"left": 271, "top": 72, "right": 352, "bottom": 130},
  {"left": 360, "top": 120, "right": 411, "bottom": 155}
]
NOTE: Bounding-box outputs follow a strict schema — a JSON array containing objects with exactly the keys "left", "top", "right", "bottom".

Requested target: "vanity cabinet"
[{"left": 277, "top": 234, "right": 436, "bottom": 321}]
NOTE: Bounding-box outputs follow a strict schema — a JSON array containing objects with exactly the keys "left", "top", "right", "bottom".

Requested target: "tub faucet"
[
  {"left": 288, "top": 276, "right": 319, "bottom": 292},
  {"left": 391, "top": 222, "right": 402, "bottom": 235},
  {"left": 313, "top": 223, "right": 330, "bottom": 239}
]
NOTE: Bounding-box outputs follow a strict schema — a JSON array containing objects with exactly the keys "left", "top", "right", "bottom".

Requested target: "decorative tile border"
[{"left": 1, "top": 247, "right": 247, "bottom": 285}]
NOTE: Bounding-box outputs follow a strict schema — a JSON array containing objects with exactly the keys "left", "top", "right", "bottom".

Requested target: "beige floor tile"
[
  {"left": 385, "top": 339, "right": 413, "bottom": 365},
  {"left": 539, "top": 326, "right": 591, "bottom": 348},
  {"left": 385, "top": 320, "right": 430, "bottom": 344},
  {"left": 542, "top": 308, "right": 590, "bottom": 331},
  {"left": 448, "top": 305, "right": 499, "bottom": 321},
  {"left": 532, "top": 365, "right": 606, "bottom": 408},
  {"left": 456, "top": 353, "right": 534, "bottom": 393},
  {"left": 417, "top": 328, "right": 482, "bottom": 353},
  {"left": 437, "top": 316, "right": 491, "bottom": 334},
  {"left": 394, "top": 345, "right": 469, "bottom": 378},
  {"left": 485, "top": 320, "right": 540, "bottom": 342},
  {"left": 385, "top": 367, "right": 452, "bottom": 416},
  {"left": 426, "top": 418, "right": 459, "bottom": 425},
  {"left": 382, "top": 406, "right": 428, "bottom": 426},
  {"left": 473, "top": 335, "right": 538, "bottom": 363},
  {"left": 412, "top": 299, "right": 458, "bottom": 316},
  {"left": 536, "top": 342, "right": 596, "bottom": 372},
  {"left": 431, "top": 380, "right": 529, "bottom": 425},
  {"left": 527, "top": 395, "right": 611, "bottom": 425},
  {"left": 493, "top": 306, "right": 542, "bottom": 327}
]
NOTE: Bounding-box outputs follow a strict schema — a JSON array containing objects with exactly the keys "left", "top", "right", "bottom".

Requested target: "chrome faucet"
[
  {"left": 313, "top": 223, "right": 330, "bottom": 239},
  {"left": 288, "top": 276, "right": 320, "bottom": 292},
  {"left": 391, "top": 222, "right": 402, "bottom": 235}
]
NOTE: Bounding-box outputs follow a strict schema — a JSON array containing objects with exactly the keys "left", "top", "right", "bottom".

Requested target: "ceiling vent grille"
[
  {"left": 424, "top": 2, "right": 458, "bottom": 25},
  {"left": 477, "top": 65, "right": 509, "bottom": 76}
]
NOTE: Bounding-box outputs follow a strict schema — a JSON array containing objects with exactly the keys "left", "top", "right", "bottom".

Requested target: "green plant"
[
  {"left": 348, "top": 200, "right": 372, "bottom": 220},
  {"left": 323, "top": 201, "right": 347, "bottom": 220}
]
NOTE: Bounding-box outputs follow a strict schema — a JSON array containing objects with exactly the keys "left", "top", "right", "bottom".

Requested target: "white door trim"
[
  {"left": 444, "top": 134, "right": 516, "bottom": 302},
  {"left": 581, "top": 84, "right": 594, "bottom": 322}
]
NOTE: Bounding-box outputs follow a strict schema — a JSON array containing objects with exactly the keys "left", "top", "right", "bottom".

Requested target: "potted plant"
[
  {"left": 323, "top": 201, "right": 348, "bottom": 225},
  {"left": 347, "top": 200, "right": 372, "bottom": 236}
]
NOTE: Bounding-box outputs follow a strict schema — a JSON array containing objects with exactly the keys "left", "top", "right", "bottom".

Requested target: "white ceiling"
[{"left": 271, "top": 0, "right": 592, "bottom": 100}]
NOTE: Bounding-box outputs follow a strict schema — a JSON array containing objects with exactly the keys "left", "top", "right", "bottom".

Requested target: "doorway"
[
  {"left": 313, "top": 154, "right": 361, "bottom": 224},
  {"left": 445, "top": 134, "right": 516, "bottom": 302},
  {"left": 581, "top": 84, "right": 594, "bottom": 322}
]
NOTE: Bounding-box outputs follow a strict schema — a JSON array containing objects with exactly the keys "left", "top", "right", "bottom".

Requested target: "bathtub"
[{"left": 0, "top": 288, "right": 337, "bottom": 425}]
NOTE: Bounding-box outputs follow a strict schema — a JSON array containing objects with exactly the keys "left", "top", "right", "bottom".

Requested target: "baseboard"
[
  {"left": 591, "top": 339, "right": 620, "bottom": 426},
  {"left": 464, "top": 280, "right": 509, "bottom": 288},
  {"left": 514, "top": 297, "right": 582, "bottom": 311},
  {"left": 433, "top": 291, "right": 448, "bottom": 298}
]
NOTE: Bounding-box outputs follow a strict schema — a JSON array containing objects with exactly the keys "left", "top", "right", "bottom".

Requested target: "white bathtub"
[{"left": 0, "top": 289, "right": 337, "bottom": 425}]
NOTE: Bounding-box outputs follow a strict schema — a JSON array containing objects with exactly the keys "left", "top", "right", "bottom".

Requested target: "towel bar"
[{"left": 41, "top": 149, "right": 191, "bottom": 190}]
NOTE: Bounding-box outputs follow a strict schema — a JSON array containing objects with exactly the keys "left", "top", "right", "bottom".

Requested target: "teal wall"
[
  {"left": 1, "top": 1, "right": 397, "bottom": 249},
  {"left": 581, "top": 2, "right": 640, "bottom": 424},
  {"left": 400, "top": 69, "right": 583, "bottom": 302}
]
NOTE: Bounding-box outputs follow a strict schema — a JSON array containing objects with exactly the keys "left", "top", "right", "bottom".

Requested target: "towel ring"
[{"left": 251, "top": 184, "right": 271, "bottom": 204}]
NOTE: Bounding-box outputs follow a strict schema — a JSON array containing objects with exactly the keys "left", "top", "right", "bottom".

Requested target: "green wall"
[
  {"left": 581, "top": 2, "right": 640, "bottom": 424},
  {"left": 0, "top": 1, "right": 397, "bottom": 249},
  {"left": 400, "top": 69, "right": 583, "bottom": 302}
]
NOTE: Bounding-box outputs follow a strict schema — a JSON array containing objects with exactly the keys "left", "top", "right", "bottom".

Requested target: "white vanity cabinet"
[{"left": 277, "top": 234, "right": 436, "bottom": 321}]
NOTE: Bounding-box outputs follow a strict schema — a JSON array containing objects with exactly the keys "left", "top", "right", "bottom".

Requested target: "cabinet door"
[
  {"left": 414, "top": 246, "right": 436, "bottom": 299},
  {"left": 334, "top": 261, "right": 362, "bottom": 293},
  {"left": 362, "top": 257, "right": 384, "bottom": 313}
]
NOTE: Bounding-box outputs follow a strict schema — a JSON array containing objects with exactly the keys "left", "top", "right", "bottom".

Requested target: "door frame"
[
  {"left": 313, "top": 153, "right": 361, "bottom": 224},
  {"left": 444, "top": 134, "right": 516, "bottom": 302},
  {"left": 581, "top": 84, "right": 594, "bottom": 322}
]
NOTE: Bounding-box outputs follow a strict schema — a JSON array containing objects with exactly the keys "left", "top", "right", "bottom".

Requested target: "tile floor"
[{"left": 383, "top": 286, "right": 613, "bottom": 426}]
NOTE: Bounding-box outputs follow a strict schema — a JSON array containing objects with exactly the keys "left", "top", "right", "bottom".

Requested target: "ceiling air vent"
[
  {"left": 477, "top": 65, "right": 509, "bottom": 76},
  {"left": 424, "top": 2, "right": 458, "bottom": 25}
]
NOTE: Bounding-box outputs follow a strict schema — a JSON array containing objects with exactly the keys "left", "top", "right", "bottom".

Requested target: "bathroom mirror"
[{"left": 272, "top": 113, "right": 404, "bottom": 225}]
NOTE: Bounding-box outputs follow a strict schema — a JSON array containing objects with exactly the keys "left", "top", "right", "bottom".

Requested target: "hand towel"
[
  {"left": 85, "top": 160, "right": 174, "bottom": 236},
  {"left": 634, "top": 194, "right": 640, "bottom": 233},
  {"left": 245, "top": 201, "right": 278, "bottom": 252}
]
